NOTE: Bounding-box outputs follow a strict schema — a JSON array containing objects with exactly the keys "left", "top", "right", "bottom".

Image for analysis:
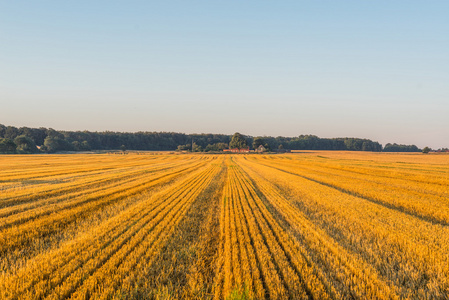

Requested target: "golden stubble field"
[{"left": 0, "top": 151, "right": 448, "bottom": 299}]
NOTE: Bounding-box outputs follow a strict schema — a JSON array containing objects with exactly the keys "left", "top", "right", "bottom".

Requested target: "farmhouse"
[{"left": 255, "top": 145, "right": 266, "bottom": 153}]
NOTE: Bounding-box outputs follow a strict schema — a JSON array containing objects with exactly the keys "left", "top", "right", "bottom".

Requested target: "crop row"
[
  {"left": 237, "top": 155, "right": 449, "bottom": 299},
  {"left": 1, "top": 152, "right": 448, "bottom": 299},
  {"left": 249, "top": 155, "right": 449, "bottom": 226},
  {"left": 1, "top": 156, "right": 222, "bottom": 299}
]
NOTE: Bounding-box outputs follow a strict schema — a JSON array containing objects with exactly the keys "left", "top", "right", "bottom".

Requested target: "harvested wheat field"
[{"left": 1, "top": 152, "right": 449, "bottom": 299}]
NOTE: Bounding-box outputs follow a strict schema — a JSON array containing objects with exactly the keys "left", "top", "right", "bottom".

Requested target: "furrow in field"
[
  {"left": 273, "top": 154, "right": 449, "bottom": 184},
  {"left": 237, "top": 156, "right": 400, "bottom": 299},
  {"left": 232, "top": 162, "right": 317, "bottom": 299},
  {"left": 0, "top": 159, "right": 201, "bottom": 222},
  {"left": 0, "top": 156, "right": 183, "bottom": 195},
  {"left": 1, "top": 159, "right": 214, "bottom": 299},
  {"left": 240, "top": 156, "right": 449, "bottom": 299},
  {"left": 218, "top": 159, "right": 305, "bottom": 299},
  {"left": 0, "top": 156, "right": 189, "bottom": 206},
  {"left": 234, "top": 169, "right": 288, "bottom": 299},
  {"left": 229, "top": 170, "right": 272, "bottom": 300},
  {"left": 2, "top": 153, "right": 448, "bottom": 298},
  {"left": 0, "top": 160, "right": 200, "bottom": 230},
  {"left": 101, "top": 161, "right": 226, "bottom": 299},
  {"left": 254, "top": 157, "right": 449, "bottom": 226},
  {"left": 65, "top": 162, "right": 220, "bottom": 299},
  {"left": 265, "top": 155, "right": 449, "bottom": 195},
  {"left": 0, "top": 161, "right": 205, "bottom": 254},
  {"left": 212, "top": 172, "right": 229, "bottom": 299},
  {"left": 183, "top": 165, "right": 224, "bottom": 299},
  {"left": 213, "top": 160, "right": 267, "bottom": 300},
  {"left": 0, "top": 156, "right": 150, "bottom": 181}
]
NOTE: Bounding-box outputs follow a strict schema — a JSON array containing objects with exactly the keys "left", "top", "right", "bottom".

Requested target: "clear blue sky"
[{"left": 1, "top": 1, "right": 448, "bottom": 148}]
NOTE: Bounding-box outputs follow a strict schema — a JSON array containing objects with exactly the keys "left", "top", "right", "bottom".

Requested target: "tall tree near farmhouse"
[{"left": 229, "top": 132, "right": 248, "bottom": 149}]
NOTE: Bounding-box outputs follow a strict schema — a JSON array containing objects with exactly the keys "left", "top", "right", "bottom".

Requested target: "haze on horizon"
[{"left": 1, "top": 1, "right": 448, "bottom": 149}]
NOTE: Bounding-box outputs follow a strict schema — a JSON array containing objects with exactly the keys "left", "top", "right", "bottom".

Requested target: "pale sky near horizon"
[{"left": 1, "top": 1, "right": 448, "bottom": 148}]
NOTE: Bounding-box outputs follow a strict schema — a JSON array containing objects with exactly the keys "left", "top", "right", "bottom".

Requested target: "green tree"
[
  {"left": 14, "top": 135, "right": 38, "bottom": 153},
  {"left": 81, "top": 141, "right": 91, "bottom": 151},
  {"left": 422, "top": 146, "right": 431, "bottom": 154},
  {"left": 362, "top": 141, "right": 371, "bottom": 151},
  {"left": 42, "top": 135, "right": 70, "bottom": 153},
  {"left": 0, "top": 138, "right": 17, "bottom": 153},
  {"left": 72, "top": 141, "right": 81, "bottom": 151},
  {"left": 0, "top": 124, "right": 6, "bottom": 137},
  {"left": 205, "top": 142, "right": 228, "bottom": 152},
  {"left": 192, "top": 142, "right": 202, "bottom": 152},
  {"left": 42, "top": 136, "right": 59, "bottom": 153},
  {"left": 177, "top": 144, "right": 191, "bottom": 151},
  {"left": 229, "top": 132, "right": 247, "bottom": 149},
  {"left": 120, "top": 145, "right": 127, "bottom": 152},
  {"left": 4, "top": 126, "right": 19, "bottom": 139},
  {"left": 252, "top": 137, "right": 265, "bottom": 150},
  {"left": 217, "top": 142, "right": 229, "bottom": 151}
]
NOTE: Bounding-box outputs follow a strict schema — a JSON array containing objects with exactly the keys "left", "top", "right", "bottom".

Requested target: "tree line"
[{"left": 0, "top": 124, "right": 422, "bottom": 154}]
